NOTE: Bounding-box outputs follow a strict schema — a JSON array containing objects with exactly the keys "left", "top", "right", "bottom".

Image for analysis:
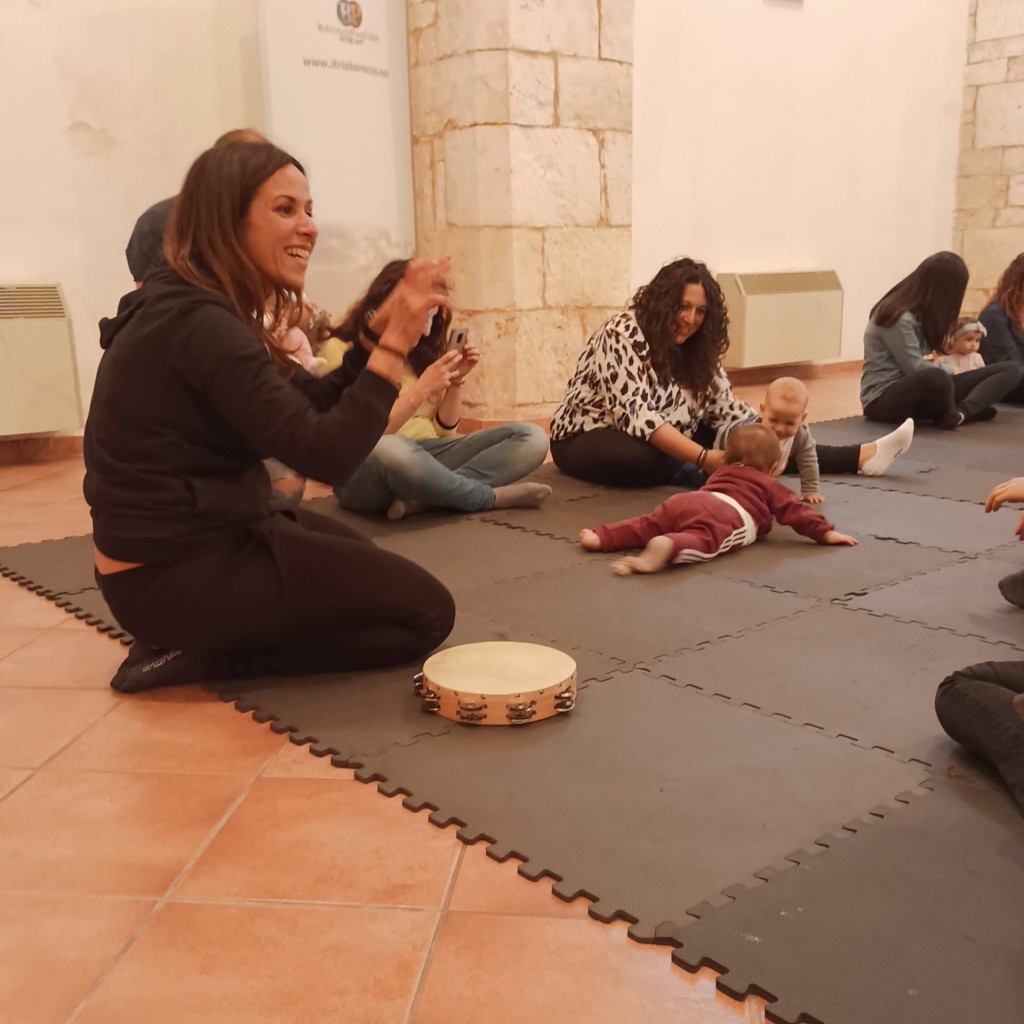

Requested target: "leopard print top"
[{"left": 549, "top": 311, "right": 753, "bottom": 442}]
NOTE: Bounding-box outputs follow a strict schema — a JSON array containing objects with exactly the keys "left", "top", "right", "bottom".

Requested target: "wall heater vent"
[
  {"left": 0, "top": 284, "right": 83, "bottom": 436},
  {"left": 718, "top": 271, "right": 843, "bottom": 370}
]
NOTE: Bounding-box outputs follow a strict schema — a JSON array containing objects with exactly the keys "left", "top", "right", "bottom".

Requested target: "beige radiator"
[
  {"left": 0, "top": 285, "right": 83, "bottom": 436},
  {"left": 718, "top": 271, "right": 843, "bottom": 370}
]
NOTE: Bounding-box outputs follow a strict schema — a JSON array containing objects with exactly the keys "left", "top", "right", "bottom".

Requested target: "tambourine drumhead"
[{"left": 416, "top": 641, "right": 577, "bottom": 726}]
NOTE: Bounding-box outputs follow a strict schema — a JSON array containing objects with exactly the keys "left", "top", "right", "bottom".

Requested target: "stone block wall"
[
  {"left": 957, "top": 0, "right": 1024, "bottom": 312},
  {"left": 406, "top": 0, "right": 633, "bottom": 422}
]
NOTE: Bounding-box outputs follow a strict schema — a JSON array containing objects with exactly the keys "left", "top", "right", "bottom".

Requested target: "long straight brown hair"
[
  {"left": 869, "top": 251, "right": 968, "bottom": 352},
  {"left": 164, "top": 141, "right": 306, "bottom": 371}
]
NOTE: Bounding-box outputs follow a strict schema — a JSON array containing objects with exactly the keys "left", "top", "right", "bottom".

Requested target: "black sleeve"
[
  {"left": 290, "top": 342, "right": 371, "bottom": 412},
  {"left": 179, "top": 307, "right": 395, "bottom": 487}
]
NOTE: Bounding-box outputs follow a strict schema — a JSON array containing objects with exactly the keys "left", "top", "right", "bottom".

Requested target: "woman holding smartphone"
[{"left": 331, "top": 260, "right": 551, "bottom": 519}]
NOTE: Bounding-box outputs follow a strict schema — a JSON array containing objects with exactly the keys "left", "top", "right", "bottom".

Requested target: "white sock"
[{"left": 861, "top": 418, "right": 914, "bottom": 477}]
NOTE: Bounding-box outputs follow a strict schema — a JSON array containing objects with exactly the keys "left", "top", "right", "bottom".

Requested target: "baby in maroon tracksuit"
[{"left": 580, "top": 424, "right": 857, "bottom": 575}]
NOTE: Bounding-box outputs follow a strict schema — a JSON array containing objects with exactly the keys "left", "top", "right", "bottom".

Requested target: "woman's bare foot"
[
  {"left": 611, "top": 535, "right": 675, "bottom": 575},
  {"left": 579, "top": 528, "right": 602, "bottom": 550}
]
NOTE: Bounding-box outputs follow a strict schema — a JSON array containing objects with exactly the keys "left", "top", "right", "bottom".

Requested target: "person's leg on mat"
[
  {"left": 935, "top": 660, "right": 1024, "bottom": 811},
  {"left": 952, "top": 361, "right": 1023, "bottom": 421},
  {"left": 99, "top": 511, "right": 454, "bottom": 691},
  {"left": 551, "top": 428, "right": 680, "bottom": 487}
]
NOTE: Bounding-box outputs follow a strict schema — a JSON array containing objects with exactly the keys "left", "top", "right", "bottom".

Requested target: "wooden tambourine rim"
[{"left": 415, "top": 641, "right": 577, "bottom": 726}]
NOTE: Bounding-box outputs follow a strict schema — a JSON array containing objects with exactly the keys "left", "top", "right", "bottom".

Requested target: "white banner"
[{"left": 257, "top": 0, "right": 415, "bottom": 315}]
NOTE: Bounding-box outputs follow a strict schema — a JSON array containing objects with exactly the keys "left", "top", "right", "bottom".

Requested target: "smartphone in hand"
[{"left": 447, "top": 328, "right": 468, "bottom": 354}]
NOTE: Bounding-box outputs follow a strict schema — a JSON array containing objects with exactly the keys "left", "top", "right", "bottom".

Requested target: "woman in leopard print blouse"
[{"left": 549, "top": 257, "right": 754, "bottom": 487}]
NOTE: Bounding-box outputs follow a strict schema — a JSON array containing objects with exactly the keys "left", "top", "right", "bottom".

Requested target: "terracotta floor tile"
[
  {"left": 0, "top": 768, "right": 30, "bottom": 801},
  {"left": 0, "top": 625, "right": 50, "bottom": 661},
  {"left": 0, "top": 894, "right": 154, "bottom": 1024},
  {"left": 0, "top": 769, "right": 249, "bottom": 896},
  {"left": 0, "top": 461, "right": 73, "bottom": 490},
  {"left": 0, "top": 686, "right": 119, "bottom": 768},
  {"left": 414, "top": 914, "right": 749, "bottom": 1024},
  {"left": 0, "top": 581, "right": 71, "bottom": 628},
  {"left": 75, "top": 902, "right": 437, "bottom": 1024},
  {"left": 0, "top": 626, "right": 127, "bottom": 689},
  {"left": 47, "top": 688, "right": 285, "bottom": 775},
  {"left": 448, "top": 842, "right": 592, "bottom": 919},
  {"left": 263, "top": 738, "right": 357, "bottom": 779},
  {"left": 177, "top": 777, "right": 461, "bottom": 907}
]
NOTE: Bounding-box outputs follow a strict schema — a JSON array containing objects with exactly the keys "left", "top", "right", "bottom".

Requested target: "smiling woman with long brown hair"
[{"left": 84, "top": 141, "right": 454, "bottom": 693}]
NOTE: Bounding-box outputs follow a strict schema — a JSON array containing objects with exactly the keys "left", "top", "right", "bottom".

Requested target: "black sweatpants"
[
  {"left": 935, "top": 660, "right": 1024, "bottom": 813},
  {"left": 551, "top": 426, "right": 716, "bottom": 487},
  {"left": 551, "top": 427, "right": 861, "bottom": 487},
  {"left": 864, "top": 362, "right": 1022, "bottom": 425},
  {"left": 98, "top": 508, "right": 455, "bottom": 679}
]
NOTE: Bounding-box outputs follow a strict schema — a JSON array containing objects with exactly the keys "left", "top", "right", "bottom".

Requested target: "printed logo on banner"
[{"left": 337, "top": 1, "right": 363, "bottom": 28}]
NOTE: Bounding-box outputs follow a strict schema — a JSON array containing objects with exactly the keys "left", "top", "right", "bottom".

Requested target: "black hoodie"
[{"left": 83, "top": 269, "right": 396, "bottom": 563}]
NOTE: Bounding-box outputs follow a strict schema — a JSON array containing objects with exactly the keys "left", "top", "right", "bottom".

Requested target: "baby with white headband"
[{"left": 935, "top": 317, "right": 988, "bottom": 374}]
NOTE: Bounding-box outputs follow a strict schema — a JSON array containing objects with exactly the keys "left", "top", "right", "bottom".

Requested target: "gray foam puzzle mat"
[
  {"left": 646, "top": 604, "right": 1015, "bottom": 765},
  {"left": 348, "top": 669, "right": 928, "bottom": 938},
  {"left": 5, "top": 406, "right": 1024, "bottom": 1024},
  {"left": 480, "top": 483, "right": 678, "bottom": 541},
  {"left": 703, "top": 529, "right": 959, "bottom": 600},
  {"left": 820, "top": 484, "right": 1014, "bottom": 554},
  {"left": 0, "top": 534, "right": 97, "bottom": 596},
  {"left": 846, "top": 551, "right": 1024, "bottom": 649},
  {"left": 453, "top": 557, "right": 818, "bottom": 669},
  {"left": 662, "top": 772, "right": 1024, "bottom": 1024},
  {"left": 373, "top": 518, "right": 587, "bottom": 593}
]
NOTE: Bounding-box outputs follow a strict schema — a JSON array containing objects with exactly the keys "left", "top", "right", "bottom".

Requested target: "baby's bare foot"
[
  {"left": 579, "top": 528, "right": 602, "bottom": 551},
  {"left": 612, "top": 536, "right": 674, "bottom": 575}
]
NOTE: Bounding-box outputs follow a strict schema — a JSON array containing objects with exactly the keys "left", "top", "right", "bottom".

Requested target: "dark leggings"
[
  {"left": 551, "top": 426, "right": 715, "bottom": 487},
  {"left": 864, "top": 363, "right": 1022, "bottom": 425},
  {"left": 551, "top": 428, "right": 861, "bottom": 486},
  {"left": 935, "top": 660, "right": 1024, "bottom": 812},
  {"left": 98, "top": 508, "right": 455, "bottom": 680}
]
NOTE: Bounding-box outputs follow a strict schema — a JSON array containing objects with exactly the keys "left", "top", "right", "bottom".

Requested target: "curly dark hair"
[
  {"left": 331, "top": 258, "right": 452, "bottom": 376},
  {"left": 870, "top": 251, "right": 968, "bottom": 352},
  {"left": 630, "top": 257, "right": 729, "bottom": 400},
  {"left": 990, "top": 252, "right": 1024, "bottom": 333}
]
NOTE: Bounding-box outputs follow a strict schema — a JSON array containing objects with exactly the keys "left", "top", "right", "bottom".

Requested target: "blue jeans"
[{"left": 334, "top": 423, "right": 549, "bottom": 514}]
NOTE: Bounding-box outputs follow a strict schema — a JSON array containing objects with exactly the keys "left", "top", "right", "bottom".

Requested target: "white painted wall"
[
  {"left": 0, "top": 0, "right": 264, "bottom": 423},
  {"left": 1, "top": 0, "right": 414, "bottom": 427},
  {"left": 632, "top": 0, "right": 970, "bottom": 361}
]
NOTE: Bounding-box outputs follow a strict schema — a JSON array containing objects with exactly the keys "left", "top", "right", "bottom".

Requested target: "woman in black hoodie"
[{"left": 84, "top": 141, "right": 455, "bottom": 692}]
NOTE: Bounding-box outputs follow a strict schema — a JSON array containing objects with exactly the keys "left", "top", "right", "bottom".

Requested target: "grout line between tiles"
[
  {"left": 403, "top": 836, "right": 467, "bottom": 1024},
  {"left": 62, "top": 740, "right": 285, "bottom": 1024}
]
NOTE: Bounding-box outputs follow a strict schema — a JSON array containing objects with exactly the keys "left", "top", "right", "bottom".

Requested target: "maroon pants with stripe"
[{"left": 594, "top": 492, "right": 753, "bottom": 564}]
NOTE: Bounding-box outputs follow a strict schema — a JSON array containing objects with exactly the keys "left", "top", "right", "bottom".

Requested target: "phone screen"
[{"left": 448, "top": 328, "right": 468, "bottom": 353}]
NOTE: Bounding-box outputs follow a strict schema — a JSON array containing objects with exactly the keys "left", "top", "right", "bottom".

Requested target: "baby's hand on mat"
[
  {"left": 800, "top": 493, "right": 824, "bottom": 504},
  {"left": 822, "top": 530, "right": 857, "bottom": 546},
  {"left": 579, "top": 528, "right": 602, "bottom": 551}
]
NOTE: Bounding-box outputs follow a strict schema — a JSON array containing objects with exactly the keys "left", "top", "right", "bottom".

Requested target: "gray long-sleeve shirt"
[
  {"left": 860, "top": 311, "right": 929, "bottom": 408},
  {"left": 979, "top": 299, "right": 1024, "bottom": 370}
]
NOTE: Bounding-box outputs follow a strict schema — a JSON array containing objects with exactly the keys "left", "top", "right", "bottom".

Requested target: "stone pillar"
[
  {"left": 956, "top": 0, "right": 1024, "bottom": 312},
  {"left": 406, "top": 0, "right": 633, "bottom": 424}
]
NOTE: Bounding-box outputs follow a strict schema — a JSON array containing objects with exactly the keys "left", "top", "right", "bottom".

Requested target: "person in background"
[
  {"left": 979, "top": 252, "right": 1024, "bottom": 404},
  {"left": 331, "top": 260, "right": 551, "bottom": 520},
  {"left": 550, "top": 257, "right": 754, "bottom": 487},
  {"left": 860, "top": 251, "right": 1020, "bottom": 429},
  {"left": 125, "top": 128, "right": 269, "bottom": 286},
  {"left": 934, "top": 317, "right": 987, "bottom": 375}
]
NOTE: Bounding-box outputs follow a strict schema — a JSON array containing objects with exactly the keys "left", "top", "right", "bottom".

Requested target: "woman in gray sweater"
[{"left": 860, "top": 251, "right": 1020, "bottom": 428}]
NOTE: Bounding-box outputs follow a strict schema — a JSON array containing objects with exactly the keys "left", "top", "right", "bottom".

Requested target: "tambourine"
[{"left": 414, "top": 641, "right": 577, "bottom": 726}]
